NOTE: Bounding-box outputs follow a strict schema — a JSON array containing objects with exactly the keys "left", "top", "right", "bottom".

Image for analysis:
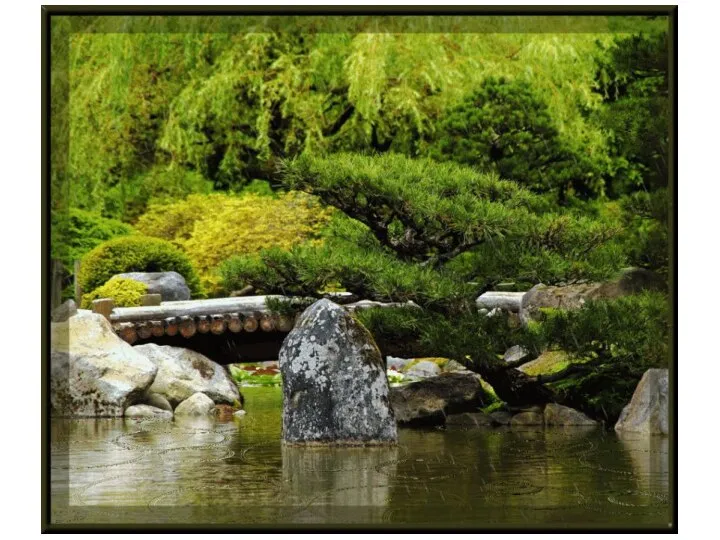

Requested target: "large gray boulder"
[
  {"left": 115, "top": 271, "right": 191, "bottom": 301},
  {"left": 279, "top": 299, "right": 397, "bottom": 445},
  {"left": 133, "top": 344, "right": 241, "bottom": 407},
  {"left": 615, "top": 368, "right": 669, "bottom": 435},
  {"left": 389, "top": 372, "right": 487, "bottom": 426},
  {"left": 50, "top": 311, "right": 158, "bottom": 417}
]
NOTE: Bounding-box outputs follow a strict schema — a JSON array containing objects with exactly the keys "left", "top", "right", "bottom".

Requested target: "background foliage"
[{"left": 53, "top": 16, "right": 670, "bottom": 422}]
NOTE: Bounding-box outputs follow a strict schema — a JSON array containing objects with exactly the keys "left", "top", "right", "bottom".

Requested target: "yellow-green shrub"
[
  {"left": 135, "top": 192, "right": 333, "bottom": 294},
  {"left": 80, "top": 276, "right": 148, "bottom": 309}
]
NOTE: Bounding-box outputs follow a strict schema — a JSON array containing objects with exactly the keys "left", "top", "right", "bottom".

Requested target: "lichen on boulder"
[{"left": 279, "top": 299, "right": 397, "bottom": 445}]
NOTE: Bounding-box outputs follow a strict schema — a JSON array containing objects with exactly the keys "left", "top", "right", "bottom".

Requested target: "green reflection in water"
[{"left": 51, "top": 387, "right": 671, "bottom": 528}]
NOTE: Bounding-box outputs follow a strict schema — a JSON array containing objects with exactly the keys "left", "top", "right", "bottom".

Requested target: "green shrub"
[
  {"left": 446, "top": 208, "right": 627, "bottom": 288},
  {"left": 78, "top": 235, "right": 201, "bottom": 296},
  {"left": 220, "top": 241, "right": 473, "bottom": 312},
  {"left": 530, "top": 292, "right": 670, "bottom": 423},
  {"left": 51, "top": 208, "right": 135, "bottom": 269},
  {"left": 593, "top": 32, "right": 669, "bottom": 195},
  {"left": 618, "top": 189, "right": 669, "bottom": 279},
  {"left": 80, "top": 276, "right": 148, "bottom": 309},
  {"left": 428, "top": 76, "right": 607, "bottom": 200},
  {"left": 101, "top": 164, "right": 214, "bottom": 222},
  {"left": 354, "top": 305, "right": 534, "bottom": 367},
  {"left": 355, "top": 292, "right": 669, "bottom": 424}
]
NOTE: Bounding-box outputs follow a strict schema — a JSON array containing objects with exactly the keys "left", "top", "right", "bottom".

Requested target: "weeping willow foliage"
[{"left": 67, "top": 26, "right": 661, "bottom": 218}]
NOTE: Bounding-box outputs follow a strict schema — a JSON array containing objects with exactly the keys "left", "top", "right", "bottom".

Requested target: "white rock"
[
  {"left": 133, "top": 344, "right": 241, "bottom": 407},
  {"left": 615, "top": 368, "right": 669, "bottom": 435},
  {"left": 174, "top": 392, "right": 216, "bottom": 416},
  {"left": 386, "top": 356, "right": 410, "bottom": 371},
  {"left": 404, "top": 360, "right": 442, "bottom": 378},
  {"left": 50, "top": 312, "right": 157, "bottom": 417}
]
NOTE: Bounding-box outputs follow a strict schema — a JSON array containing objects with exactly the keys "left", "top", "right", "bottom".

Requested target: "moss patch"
[
  {"left": 518, "top": 350, "right": 572, "bottom": 377},
  {"left": 478, "top": 377, "right": 500, "bottom": 403}
]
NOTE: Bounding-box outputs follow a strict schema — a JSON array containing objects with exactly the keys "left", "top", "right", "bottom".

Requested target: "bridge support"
[{"left": 112, "top": 312, "right": 294, "bottom": 345}]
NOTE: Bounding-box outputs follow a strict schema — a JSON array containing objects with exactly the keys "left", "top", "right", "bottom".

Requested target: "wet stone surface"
[{"left": 279, "top": 299, "right": 396, "bottom": 445}]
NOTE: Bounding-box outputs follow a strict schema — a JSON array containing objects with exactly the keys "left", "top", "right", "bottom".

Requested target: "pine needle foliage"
[{"left": 279, "top": 152, "right": 547, "bottom": 264}]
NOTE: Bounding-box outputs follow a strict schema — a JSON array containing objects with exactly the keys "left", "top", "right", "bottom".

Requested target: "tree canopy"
[{"left": 64, "top": 26, "right": 667, "bottom": 219}]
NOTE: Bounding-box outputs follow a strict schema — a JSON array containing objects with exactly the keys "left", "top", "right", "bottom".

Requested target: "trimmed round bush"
[
  {"left": 80, "top": 276, "right": 148, "bottom": 309},
  {"left": 78, "top": 236, "right": 201, "bottom": 296}
]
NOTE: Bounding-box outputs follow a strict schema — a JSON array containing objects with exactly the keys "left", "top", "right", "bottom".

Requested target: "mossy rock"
[{"left": 518, "top": 350, "right": 571, "bottom": 377}]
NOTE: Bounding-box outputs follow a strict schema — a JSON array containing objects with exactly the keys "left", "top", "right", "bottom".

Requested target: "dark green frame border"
[{"left": 41, "top": 4, "right": 678, "bottom": 534}]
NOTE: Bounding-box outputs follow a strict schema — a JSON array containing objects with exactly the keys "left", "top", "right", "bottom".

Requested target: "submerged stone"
[
  {"left": 489, "top": 410, "right": 513, "bottom": 426},
  {"left": 124, "top": 404, "right": 173, "bottom": 420},
  {"left": 445, "top": 412, "right": 493, "bottom": 427},
  {"left": 544, "top": 403, "right": 597, "bottom": 426},
  {"left": 279, "top": 299, "right": 397, "bottom": 445},
  {"left": 510, "top": 411, "right": 544, "bottom": 427}
]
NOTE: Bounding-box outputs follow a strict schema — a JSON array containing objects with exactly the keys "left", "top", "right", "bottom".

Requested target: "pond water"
[{"left": 50, "top": 387, "right": 671, "bottom": 529}]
